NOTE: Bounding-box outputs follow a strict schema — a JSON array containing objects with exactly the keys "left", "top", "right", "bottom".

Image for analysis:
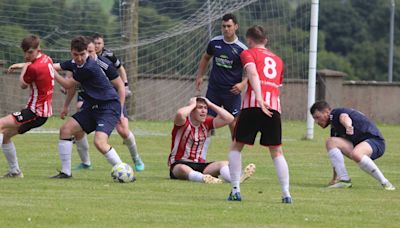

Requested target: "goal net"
[{"left": 0, "top": 0, "right": 310, "bottom": 120}]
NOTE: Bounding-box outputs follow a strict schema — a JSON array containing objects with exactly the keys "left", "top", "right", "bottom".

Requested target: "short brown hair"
[
  {"left": 222, "top": 13, "right": 238, "bottom": 24},
  {"left": 310, "top": 101, "right": 331, "bottom": 115},
  {"left": 70, "top": 36, "right": 89, "bottom": 52},
  {"left": 21, "top": 34, "right": 40, "bottom": 52},
  {"left": 91, "top": 32, "right": 104, "bottom": 40},
  {"left": 246, "top": 25, "right": 267, "bottom": 44}
]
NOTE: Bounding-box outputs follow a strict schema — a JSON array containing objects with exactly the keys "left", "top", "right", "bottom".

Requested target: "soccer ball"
[{"left": 111, "top": 163, "right": 136, "bottom": 183}]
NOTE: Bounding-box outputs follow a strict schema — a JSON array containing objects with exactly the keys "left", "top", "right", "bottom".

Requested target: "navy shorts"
[
  {"left": 365, "top": 138, "right": 385, "bottom": 160},
  {"left": 234, "top": 108, "right": 282, "bottom": 146},
  {"left": 205, "top": 88, "right": 241, "bottom": 117},
  {"left": 72, "top": 100, "right": 121, "bottom": 136},
  {"left": 169, "top": 160, "right": 213, "bottom": 179}
]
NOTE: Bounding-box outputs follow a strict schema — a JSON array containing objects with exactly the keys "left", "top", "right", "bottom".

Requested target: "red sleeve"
[
  {"left": 240, "top": 49, "right": 255, "bottom": 66},
  {"left": 23, "top": 65, "right": 36, "bottom": 84},
  {"left": 205, "top": 117, "right": 214, "bottom": 130}
]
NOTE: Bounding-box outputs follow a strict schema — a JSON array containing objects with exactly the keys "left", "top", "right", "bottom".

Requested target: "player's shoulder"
[
  {"left": 101, "top": 48, "right": 115, "bottom": 57},
  {"left": 233, "top": 39, "right": 248, "bottom": 50},
  {"left": 210, "top": 35, "right": 224, "bottom": 42}
]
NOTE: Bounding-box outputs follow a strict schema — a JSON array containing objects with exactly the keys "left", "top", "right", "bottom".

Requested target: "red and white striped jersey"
[
  {"left": 168, "top": 117, "right": 214, "bottom": 166},
  {"left": 240, "top": 48, "right": 284, "bottom": 113},
  {"left": 23, "top": 53, "right": 54, "bottom": 117}
]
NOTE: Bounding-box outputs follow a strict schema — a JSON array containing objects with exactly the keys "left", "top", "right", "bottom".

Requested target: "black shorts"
[
  {"left": 234, "top": 108, "right": 282, "bottom": 146},
  {"left": 12, "top": 109, "right": 48, "bottom": 134},
  {"left": 169, "top": 160, "right": 213, "bottom": 179}
]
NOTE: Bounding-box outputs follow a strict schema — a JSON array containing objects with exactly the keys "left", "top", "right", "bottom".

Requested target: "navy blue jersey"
[
  {"left": 207, "top": 35, "right": 247, "bottom": 94},
  {"left": 96, "top": 55, "right": 119, "bottom": 81},
  {"left": 100, "top": 48, "right": 122, "bottom": 69},
  {"left": 60, "top": 57, "right": 119, "bottom": 104},
  {"left": 330, "top": 108, "right": 384, "bottom": 146}
]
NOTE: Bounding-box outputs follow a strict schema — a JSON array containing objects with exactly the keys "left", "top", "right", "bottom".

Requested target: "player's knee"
[
  {"left": 93, "top": 138, "right": 109, "bottom": 152},
  {"left": 325, "top": 137, "right": 338, "bottom": 150}
]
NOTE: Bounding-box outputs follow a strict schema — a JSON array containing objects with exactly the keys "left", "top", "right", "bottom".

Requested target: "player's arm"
[
  {"left": 18, "top": 63, "right": 31, "bottom": 89},
  {"left": 339, "top": 113, "right": 354, "bottom": 135},
  {"left": 195, "top": 53, "right": 212, "bottom": 92},
  {"left": 60, "top": 71, "right": 76, "bottom": 119},
  {"left": 110, "top": 76, "right": 125, "bottom": 108},
  {"left": 174, "top": 97, "right": 197, "bottom": 126},
  {"left": 117, "top": 65, "right": 128, "bottom": 85},
  {"left": 54, "top": 70, "right": 78, "bottom": 89},
  {"left": 204, "top": 97, "right": 234, "bottom": 128},
  {"left": 230, "top": 74, "right": 248, "bottom": 95},
  {"left": 245, "top": 63, "right": 273, "bottom": 117},
  {"left": 7, "top": 62, "right": 26, "bottom": 73}
]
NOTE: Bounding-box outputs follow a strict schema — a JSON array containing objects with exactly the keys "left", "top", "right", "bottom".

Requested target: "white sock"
[
  {"left": 201, "top": 137, "right": 211, "bottom": 160},
  {"left": 2, "top": 142, "right": 20, "bottom": 173},
  {"left": 358, "top": 155, "right": 388, "bottom": 185},
  {"left": 59, "top": 140, "right": 73, "bottom": 176},
  {"left": 273, "top": 155, "right": 291, "bottom": 198},
  {"left": 229, "top": 150, "right": 241, "bottom": 193},
  {"left": 104, "top": 147, "right": 122, "bottom": 166},
  {"left": 76, "top": 135, "right": 90, "bottom": 165},
  {"left": 0, "top": 133, "right": 3, "bottom": 145},
  {"left": 188, "top": 170, "right": 204, "bottom": 182},
  {"left": 328, "top": 148, "right": 350, "bottom": 181},
  {"left": 219, "top": 165, "right": 231, "bottom": 182},
  {"left": 123, "top": 131, "right": 140, "bottom": 161}
]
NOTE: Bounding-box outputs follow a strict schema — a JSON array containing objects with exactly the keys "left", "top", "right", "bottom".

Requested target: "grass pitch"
[{"left": 0, "top": 118, "right": 399, "bottom": 227}]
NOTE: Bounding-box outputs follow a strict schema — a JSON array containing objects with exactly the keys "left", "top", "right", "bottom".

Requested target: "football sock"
[
  {"left": 358, "top": 155, "right": 388, "bottom": 184},
  {"left": 104, "top": 147, "right": 122, "bottom": 166},
  {"left": 123, "top": 131, "right": 140, "bottom": 161},
  {"left": 229, "top": 150, "right": 242, "bottom": 193},
  {"left": 188, "top": 170, "right": 204, "bottom": 182},
  {"left": 58, "top": 140, "right": 73, "bottom": 176},
  {"left": 219, "top": 165, "right": 231, "bottom": 182},
  {"left": 328, "top": 148, "right": 350, "bottom": 181},
  {"left": 273, "top": 155, "right": 291, "bottom": 198},
  {"left": 76, "top": 134, "right": 90, "bottom": 166},
  {"left": 0, "top": 133, "right": 3, "bottom": 145},
  {"left": 2, "top": 142, "right": 20, "bottom": 173},
  {"left": 201, "top": 137, "right": 211, "bottom": 160}
]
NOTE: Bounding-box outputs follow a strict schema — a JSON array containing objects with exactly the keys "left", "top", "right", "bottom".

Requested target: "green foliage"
[
  {"left": 317, "top": 51, "right": 355, "bottom": 79},
  {"left": 0, "top": 119, "right": 399, "bottom": 226}
]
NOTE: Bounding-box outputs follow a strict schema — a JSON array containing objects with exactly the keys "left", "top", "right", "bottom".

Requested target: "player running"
[{"left": 1, "top": 34, "right": 54, "bottom": 178}]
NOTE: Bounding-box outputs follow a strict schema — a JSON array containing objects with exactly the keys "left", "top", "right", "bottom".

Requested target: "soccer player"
[
  {"left": 168, "top": 97, "right": 255, "bottom": 184},
  {"left": 60, "top": 38, "right": 145, "bottom": 171},
  {"left": 1, "top": 34, "right": 54, "bottom": 178},
  {"left": 195, "top": 13, "right": 248, "bottom": 139},
  {"left": 92, "top": 33, "right": 132, "bottom": 97},
  {"left": 310, "top": 101, "right": 395, "bottom": 190},
  {"left": 50, "top": 36, "right": 128, "bottom": 179},
  {"left": 227, "top": 25, "right": 292, "bottom": 203}
]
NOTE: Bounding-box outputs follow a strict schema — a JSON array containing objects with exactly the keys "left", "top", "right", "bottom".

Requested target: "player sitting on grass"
[
  {"left": 1, "top": 34, "right": 54, "bottom": 178},
  {"left": 310, "top": 101, "right": 395, "bottom": 190},
  {"left": 168, "top": 97, "right": 255, "bottom": 184}
]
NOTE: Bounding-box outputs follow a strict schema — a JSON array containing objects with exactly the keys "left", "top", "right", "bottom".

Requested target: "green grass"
[{"left": 1, "top": 118, "right": 399, "bottom": 227}]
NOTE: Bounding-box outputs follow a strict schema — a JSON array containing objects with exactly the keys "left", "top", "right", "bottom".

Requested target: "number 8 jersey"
[{"left": 240, "top": 47, "right": 284, "bottom": 113}]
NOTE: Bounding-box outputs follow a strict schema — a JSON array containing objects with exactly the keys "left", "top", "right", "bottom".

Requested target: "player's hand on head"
[{"left": 189, "top": 97, "right": 197, "bottom": 105}]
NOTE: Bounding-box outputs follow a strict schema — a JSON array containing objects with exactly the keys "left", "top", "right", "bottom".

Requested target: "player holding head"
[
  {"left": 168, "top": 97, "right": 255, "bottom": 184},
  {"left": 60, "top": 37, "right": 145, "bottom": 171},
  {"left": 227, "top": 25, "right": 292, "bottom": 203},
  {"left": 50, "top": 36, "right": 128, "bottom": 179},
  {"left": 195, "top": 13, "right": 248, "bottom": 139},
  {"left": 310, "top": 101, "right": 395, "bottom": 190},
  {"left": 92, "top": 33, "right": 132, "bottom": 98},
  {"left": 0, "top": 34, "right": 54, "bottom": 178}
]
